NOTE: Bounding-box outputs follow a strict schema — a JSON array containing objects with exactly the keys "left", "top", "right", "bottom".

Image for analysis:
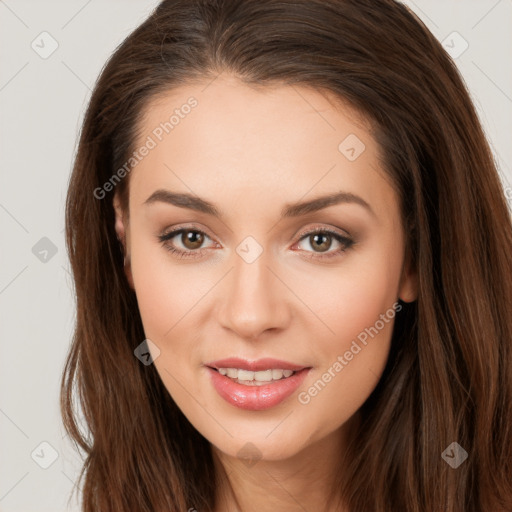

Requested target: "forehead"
[{"left": 128, "top": 74, "right": 397, "bottom": 223}]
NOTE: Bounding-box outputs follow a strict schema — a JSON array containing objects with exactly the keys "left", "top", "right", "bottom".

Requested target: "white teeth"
[
  {"left": 272, "top": 369, "right": 284, "bottom": 380},
  {"left": 237, "top": 369, "right": 254, "bottom": 380},
  {"left": 255, "top": 369, "right": 273, "bottom": 381},
  {"left": 216, "top": 367, "right": 297, "bottom": 385}
]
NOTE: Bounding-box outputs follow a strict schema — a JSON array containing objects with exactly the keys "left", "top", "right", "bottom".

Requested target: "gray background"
[{"left": 0, "top": 1, "right": 511, "bottom": 511}]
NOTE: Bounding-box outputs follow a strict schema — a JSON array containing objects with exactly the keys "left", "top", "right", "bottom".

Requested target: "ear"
[
  {"left": 398, "top": 248, "right": 418, "bottom": 303},
  {"left": 113, "top": 193, "right": 134, "bottom": 289}
]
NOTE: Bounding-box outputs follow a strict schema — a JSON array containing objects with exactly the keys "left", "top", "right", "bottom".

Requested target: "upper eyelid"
[{"left": 295, "top": 224, "right": 351, "bottom": 240}]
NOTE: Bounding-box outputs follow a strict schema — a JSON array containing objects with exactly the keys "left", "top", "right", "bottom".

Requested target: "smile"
[
  {"left": 205, "top": 358, "right": 311, "bottom": 410},
  {"left": 216, "top": 368, "right": 295, "bottom": 385}
]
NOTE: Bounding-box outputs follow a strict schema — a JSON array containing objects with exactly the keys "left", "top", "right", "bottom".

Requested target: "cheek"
[
  {"left": 128, "top": 235, "right": 222, "bottom": 406},
  {"left": 129, "top": 237, "right": 201, "bottom": 338},
  {"left": 294, "top": 241, "right": 403, "bottom": 437},
  {"left": 129, "top": 244, "right": 209, "bottom": 404},
  {"left": 329, "top": 267, "right": 399, "bottom": 345},
  {"left": 302, "top": 237, "right": 403, "bottom": 358}
]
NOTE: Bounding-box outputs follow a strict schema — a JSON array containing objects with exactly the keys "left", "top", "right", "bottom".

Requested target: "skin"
[{"left": 114, "top": 73, "right": 417, "bottom": 512}]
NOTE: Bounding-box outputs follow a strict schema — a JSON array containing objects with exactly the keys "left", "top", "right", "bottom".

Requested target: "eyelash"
[{"left": 157, "top": 225, "right": 354, "bottom": 261}]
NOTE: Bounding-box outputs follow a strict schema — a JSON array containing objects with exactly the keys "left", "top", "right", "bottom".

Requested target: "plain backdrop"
[{"left": 0, "top": 1, "right": 511, "bottom": 511}]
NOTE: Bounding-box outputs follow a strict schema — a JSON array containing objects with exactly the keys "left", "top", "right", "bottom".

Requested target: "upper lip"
[{"left": 205, "top": 357, "right": 309, "bottom": 372}]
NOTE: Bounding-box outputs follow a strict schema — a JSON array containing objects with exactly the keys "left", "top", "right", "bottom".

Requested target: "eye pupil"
[
  {"left": 183, "top": 230, "right": 204, "bottom": 249},
  {"left": 311, "top": 233, "right": 331, "bottom": 252}
]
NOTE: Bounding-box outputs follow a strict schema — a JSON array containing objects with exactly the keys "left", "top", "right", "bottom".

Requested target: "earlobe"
[
  {"left": 113, "top": 193, "right": 127, "bottom": 251},
  {"left": 113, "top": 194, "right": 135, "bottom": 289},
  {"left": 398, "top": 252, "right": 418, "bottom": 303}
]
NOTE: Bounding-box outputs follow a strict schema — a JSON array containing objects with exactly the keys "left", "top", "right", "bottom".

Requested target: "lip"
[
  {"left": 205, "top": 358, "right": 311, "bottom": 411},
  {"left": 205, "top": 357, "right": 307, "bottom": 372}
]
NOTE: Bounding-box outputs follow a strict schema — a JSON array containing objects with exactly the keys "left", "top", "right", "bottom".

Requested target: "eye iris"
[
  {"left": 310, "top": 233, "right": 331, "bottom": 252},
  {"left": 182, "top": 230, "right": 204, "bottom": 250}
]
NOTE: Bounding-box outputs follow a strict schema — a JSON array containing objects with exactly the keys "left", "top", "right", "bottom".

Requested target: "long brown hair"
[{"left": 61, "top": 0, "right": 512, "bottom": 510}]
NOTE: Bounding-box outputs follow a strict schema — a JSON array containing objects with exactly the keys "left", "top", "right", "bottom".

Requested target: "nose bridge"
[{"left": 218, "top": 241, "right": 289, "bottom": 339}]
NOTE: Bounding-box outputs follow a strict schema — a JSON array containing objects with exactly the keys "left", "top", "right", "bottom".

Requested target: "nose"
[{"left": 217, "top": 249, "right": 291, "bottom": 341}]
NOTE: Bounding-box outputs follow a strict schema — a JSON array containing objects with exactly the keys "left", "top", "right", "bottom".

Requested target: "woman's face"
[{"left": 114, "top": 74, "right": 417, "bottom": 462}]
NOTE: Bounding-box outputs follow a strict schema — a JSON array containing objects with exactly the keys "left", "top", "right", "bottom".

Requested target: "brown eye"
[
  {"left": 295, "top": 227, "right": 354, "bottom": 260},
  {"left": 158, "top": 227, "right": 214, "bottom": 259},
  {"left": 181, "top": 229, "right": 205, "bottom": 250},
  {"left": 308, "top": 233, "right": 332, "bottom": 252}
]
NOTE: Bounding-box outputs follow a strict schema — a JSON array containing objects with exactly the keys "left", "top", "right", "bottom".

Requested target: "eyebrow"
[{"left": 144, "top": 189, "right": 375, "bottom": 218}]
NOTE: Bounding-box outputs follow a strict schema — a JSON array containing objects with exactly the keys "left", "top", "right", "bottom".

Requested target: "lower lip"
[{"left": 207, "top": 367, "right": 310, "bottom": 411}]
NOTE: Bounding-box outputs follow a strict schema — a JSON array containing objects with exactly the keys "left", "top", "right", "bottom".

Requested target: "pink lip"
[
  {"left": 206, "top": 357, "right": 306, "bottom": 372},
  {"left": 205, "top": 358, "right": 311, "bottom": 411}
]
